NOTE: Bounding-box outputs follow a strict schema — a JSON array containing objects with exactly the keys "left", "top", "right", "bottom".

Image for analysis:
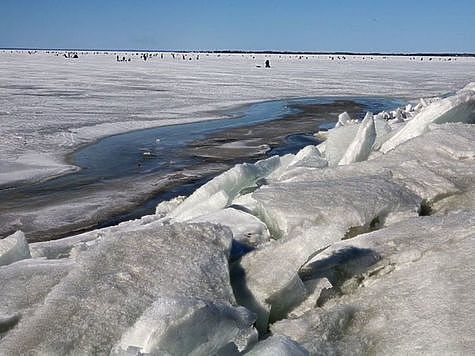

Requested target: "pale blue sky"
[{"left": 0, "top": 0, "right": 474, "bottom": 52}]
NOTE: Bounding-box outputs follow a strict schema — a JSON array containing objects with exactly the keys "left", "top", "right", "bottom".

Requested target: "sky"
[{"left": 0, "top": 0, "right": 474, "bottom": 53}]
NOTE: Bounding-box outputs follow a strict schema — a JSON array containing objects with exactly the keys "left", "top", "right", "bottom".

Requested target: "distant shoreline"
[{"left": 1, "top": 47, "right": 474, "bottom": 57}]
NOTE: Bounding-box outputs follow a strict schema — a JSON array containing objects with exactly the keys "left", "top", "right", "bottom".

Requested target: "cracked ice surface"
[
  {"left": 231, "top": 175, "right": 421, "bottom": 331},
  {"left": 0, "top": 223, "right": 257, "bottom": 355},
  {"left": 230, "top": 123, "right": 474, "bottom": 334},
  {"left": 272, "top": 212, "right": 474, "bottom": 355}
]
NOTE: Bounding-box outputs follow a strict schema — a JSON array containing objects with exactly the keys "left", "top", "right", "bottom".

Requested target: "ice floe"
[{"left": 167, "top": 156, "right": 283, "bottom": 222}]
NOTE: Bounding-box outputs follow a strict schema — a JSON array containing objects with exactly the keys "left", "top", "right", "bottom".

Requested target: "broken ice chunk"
[
  {"left": 0, "top": 231, "right": 30, "bottom": 266},
  {"left": 112, "top": 297, "right": 257, "bottom": 355},
  {"left": 155, "top": 196, "right": 186, "bottom": 217},
  {"left": 339, "top": 112, "right": 376, "bottom": 165},
  {"left": 269, "top": 145, "right": 327, "bottom": 181},
  {"left": 324, "top": 125, "right": 360, "bottom": 166},
  {"left": 231, "top": 173, "right": 420, "bottom": 332},
  {"left": 232, "top": 224, "right": 346, "bottom": 333},
  {"left": 0, "top": 223, "right": 256, "bottom": 355},
  {"left": 381, "top": 87, "right": 475, "bottom": 153},
  {"left": 191, "top": 207, "right": 270, "bottom": 247},
  {"left": 167, "top": 156, "right": 283, "bottom": 222},
  {"left": 286, "top": 211, "right": 475, "bottom": 355},
  {"left": 372, "top": 117, "right": 393, "bottom": 151},
  {"left": 251, "top": 175, "right": 420, "bottom": 238},
  {"left": 271, "top": 306, "right": 363, "bottom": 355},
  {"left": 335, "top": 111, "right": 356, "bottom": 128},
  {"left": 286, "top": 145, "right": 327, "bottom": 169}
]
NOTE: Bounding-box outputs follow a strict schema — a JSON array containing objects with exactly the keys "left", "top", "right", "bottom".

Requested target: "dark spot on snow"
[
  {"left": 343, "top": 216, "right": 381, "bottom": 240},
  {"left": 419, "top": 201, "right": 433, "bottom": 216}
]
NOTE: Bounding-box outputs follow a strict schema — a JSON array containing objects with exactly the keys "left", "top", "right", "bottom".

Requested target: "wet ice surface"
[
  {"left": 1, "top": 51, "right": 474, "bottom": 187},
  {"left": 0, "top": 96, "right": 399, "bottom": 241}
]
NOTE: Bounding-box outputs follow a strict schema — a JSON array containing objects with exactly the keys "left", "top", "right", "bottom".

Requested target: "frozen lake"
[
  {"left": 1, "top": 50, "right": 474, "bottom": 188},
  {"left": 0, "top": 96, "right": 401, "bottom": 240},
  {"left": 0, "top": 50, "right": 474, "bottom": 241},
  {"left": 0, "top": 50, "right": 473, "bottom": 354}
]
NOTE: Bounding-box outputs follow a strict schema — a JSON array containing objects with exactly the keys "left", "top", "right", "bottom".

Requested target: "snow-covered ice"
[
  {"left": 0, "top": 258, "right": 74, "bottom": 336},
  {"left": 1, "top": 51, "right": 474, "bottom": 187},
  {"left": 28, "top": 210, "right": 163, "bottom": 259}
]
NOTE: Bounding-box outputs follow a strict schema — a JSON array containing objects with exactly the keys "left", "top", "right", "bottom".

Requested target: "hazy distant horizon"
[
  {"left": 2, "top": 47, "right": 474, "bottom": 57},
  {"left": 1, "top": 0, "right": 474, "bottom": 53}
]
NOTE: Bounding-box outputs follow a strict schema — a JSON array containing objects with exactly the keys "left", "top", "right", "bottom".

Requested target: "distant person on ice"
[{"left": 265, "top": 59, "right": 271, "bottom": 68}]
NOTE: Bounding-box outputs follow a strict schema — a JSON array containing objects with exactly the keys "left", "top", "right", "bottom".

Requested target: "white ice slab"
[
  {"left": 191, "top": 208, "right": 270, "bottom": 247},
  {"left": 274, "top": 211, "right": 474, "bottom": 355},
  {"left": 380, "top": 84, "right": 475, "bottom": 152},
  {"left": 0, "top": 231, "right": 30, "bottom": 266},
  {"left": 167, "top": 156, "right": 283, "bottom": 222},
  {"left": 0, "top": 223, "right": 257, "bottom": 354},
  {"left": 338, "top": 112, "right": 376, "bottom": 165}
]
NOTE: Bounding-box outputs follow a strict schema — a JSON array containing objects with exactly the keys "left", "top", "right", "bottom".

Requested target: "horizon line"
[{"left": 1, "top": 47, "right": 475, "bottom": 57}]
